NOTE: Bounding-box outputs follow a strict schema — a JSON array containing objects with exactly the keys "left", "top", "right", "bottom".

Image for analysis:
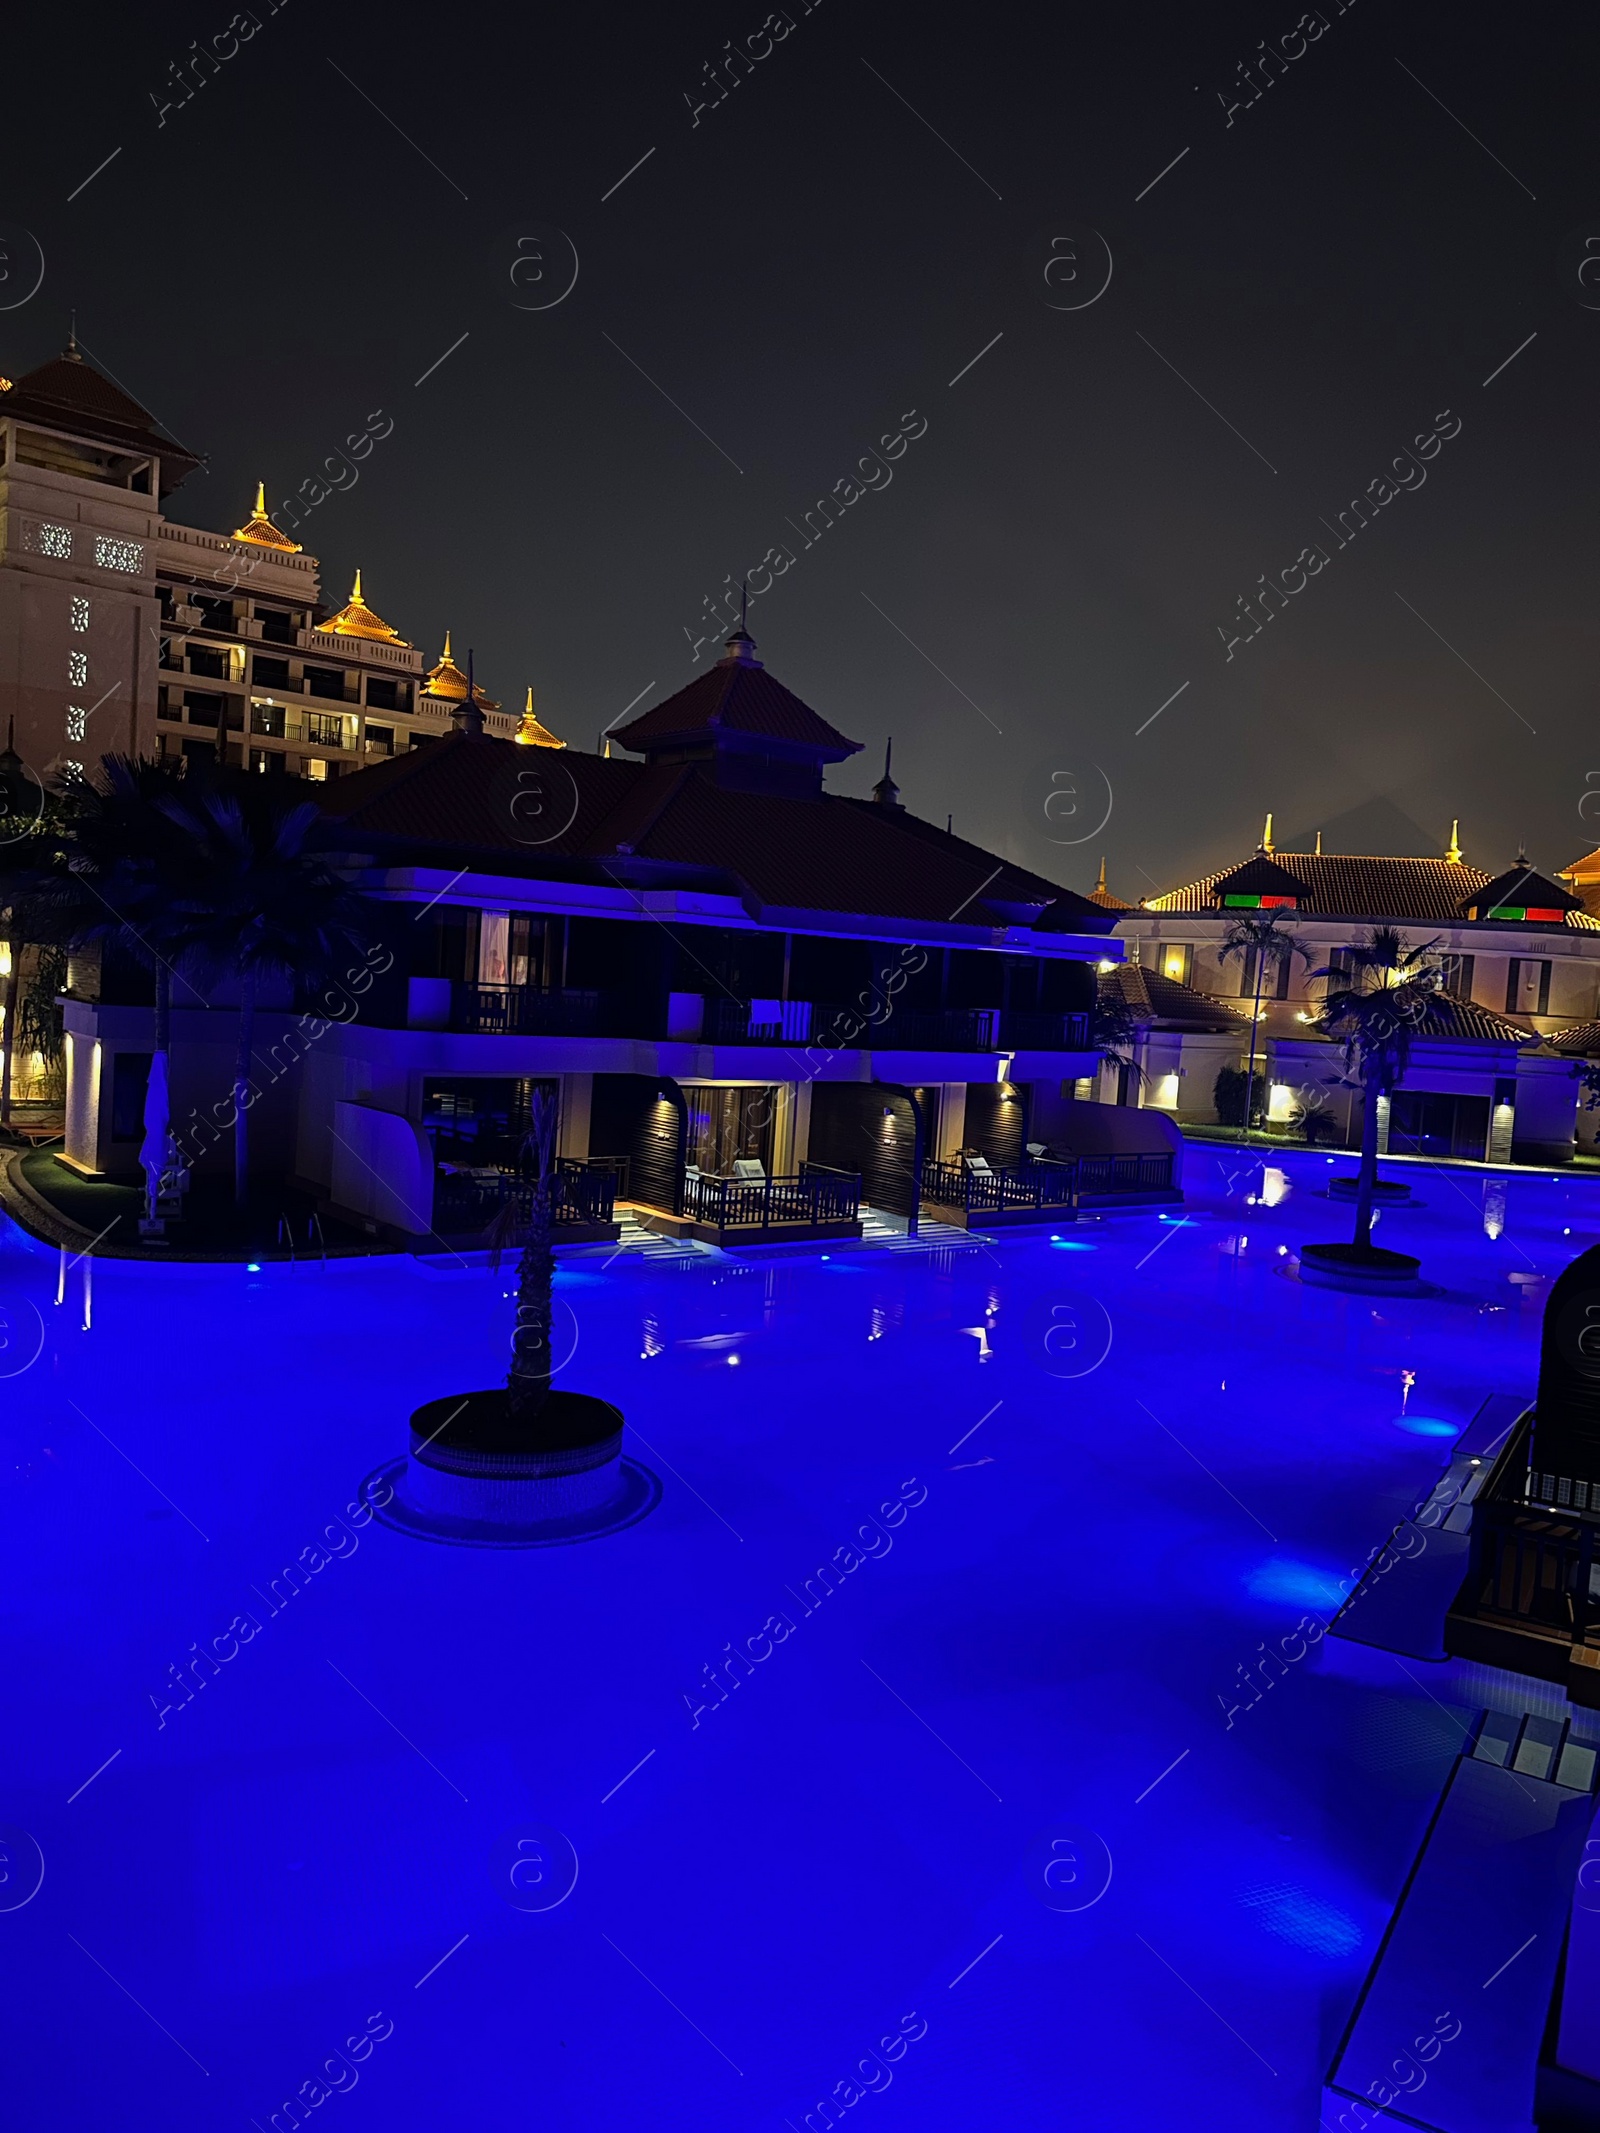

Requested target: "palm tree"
[
  {"left": 61, "top": 757, "right": 208, "bottom": 1222},
  {"left": 1312, "top": 927, "right": 1442, "bottom": 1252},
  {"left": 490, "top": 1085, "right": 560, "bottom": 1424},
  {"left": 1217, "top": 908, "right": 1311, "bottom": 1142},
  {"left": 161, "top": 780, "right": 371, "bottom": 1206},
  {"left": 1090, "top": 981, "right": 1144, "bottom": 1102}
]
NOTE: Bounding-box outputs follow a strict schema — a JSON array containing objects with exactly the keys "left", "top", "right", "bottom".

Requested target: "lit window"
[
  {"left": 306, "top": 758, "right": 328, "bottom": 782},
  {"left": 69, "top": 596, "right": 90, "bottom": 632},
  {"left": 68, "top": 649, "right": 88, "bottom": 687},
  {"left": 28, "top": 522, "right": 73, "bottom": 558},
  {"left": 93, "top": 534, "right": 144, "bottom": 574},
  {"left": 62, "top": 760, "right": 84, "bottom": 778},
  {"left": 66, "top": 706, "right": 86, "bottom": 742}
]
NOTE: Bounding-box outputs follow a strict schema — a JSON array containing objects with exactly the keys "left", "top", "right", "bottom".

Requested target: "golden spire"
[
  {"left": 515, "top": 685, "right": 565, "bottom": 749},
  {"left": 316, "top": 569, "right": 407, "bottom": 643},
  {"left": 1260, "top": 811, "right": 1274, "bottom": 855},
  {"left": 1095, "top": 856, "right": 1108, "bottom": 894},
  {"left": 232, "top": 480, "right": 302, "bottom": 553},
  {"left": 1446, "top": 817, "right": 1463, "bottom": 864},
  {"left": 1314, "top": 829, "right": 1322, "bottom": 855},
  {"left": 424, "top": 633, "right": 500, "bottom": 710}
]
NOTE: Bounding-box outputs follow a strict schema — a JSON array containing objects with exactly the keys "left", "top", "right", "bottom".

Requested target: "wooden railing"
[
  {"left": 1459, "top": 1412, "right": 1600, "bottom": 1644},
  {"left": 681, "top": 1162, "right": 861, "bottom": 1230},
  {"left": 434, "top": 1157, "right": 618, "bottom": 1232},
  {"left": 451, "top": 985, "right": 602, "bottom": 1036},
  {"left": 923, "top": 1151, "right": 1174, "bottom": 1214}
]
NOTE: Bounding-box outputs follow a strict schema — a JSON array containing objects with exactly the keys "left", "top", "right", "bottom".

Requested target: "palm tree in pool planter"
[
  {"left": 394, "top": 1084, "right": 637, "bottom": 1541},
  {"left": 1304, "top": 926, "right": 1442, "bottom": 1282},
  {"left": 491, "top": 1084, "right": 560, "bottom": 1423},
  {"left": 1216, "top": 907, "right": 1311, "bottom": 1142}
]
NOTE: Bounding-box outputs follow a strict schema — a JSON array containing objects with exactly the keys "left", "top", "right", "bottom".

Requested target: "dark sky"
[{"left": 6, "top": 0, "right": 1598, "bottom": 902}]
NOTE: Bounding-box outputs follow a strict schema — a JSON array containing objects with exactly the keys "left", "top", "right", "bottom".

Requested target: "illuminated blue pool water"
[{"left": 1, "top": 1147, "right": 1593, "bottom": 2128}]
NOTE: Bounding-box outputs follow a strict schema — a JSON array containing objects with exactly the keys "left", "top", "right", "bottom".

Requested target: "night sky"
[{"left": 5, "top": 0, "right": 1597, "bottom": 900}]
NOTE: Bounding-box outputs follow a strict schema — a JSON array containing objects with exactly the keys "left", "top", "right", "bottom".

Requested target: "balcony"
[
  {"left": 432, "top": 1157, "right": 620, "bottom": 1242},
  {"left": 449, "top": 983, "right": 602, "bottom": 1036},
  {"left": 704, "top": 999, "right": 1092, "bottom": 1052},
  {"left": 923, "top": 1150, "right": 1177, "bottom": 1225},
  {"left": 642, "top": 1161, "right": 862, "bottom": 1244}
]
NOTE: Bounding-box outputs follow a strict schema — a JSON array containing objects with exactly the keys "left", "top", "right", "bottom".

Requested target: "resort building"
[
  {"left": 54, "top": 624, "right": 1162, "bottom": 1242},
  {"left": 0, "top": 341, "right": 516, "bottom": 788},
  {"left": 1107, "top": 819, "right": 1600, "bottom": 1164}
]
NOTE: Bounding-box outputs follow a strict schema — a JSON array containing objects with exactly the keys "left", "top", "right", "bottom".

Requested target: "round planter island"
[
  {"left": 370, "top": 1389, "right": 661, "bottom": 1548},
  {"left": 1298, "top": 1241, "right": 1423, "bottom": 1293},
  {"left": 1327, "top": 1175, "right": 1413, "bottom": 1205}
]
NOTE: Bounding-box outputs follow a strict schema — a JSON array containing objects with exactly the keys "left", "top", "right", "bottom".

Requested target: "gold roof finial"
[
  {"left": 515, "top": 685, "right": 566, "bottom": 749},
  {"left": 1446, "top": 817, "right": 1463, "bottom": 864},
  {"left": 1314, "top": 829, "right": 1322, "bottom": 855},
  {"left": 315, "top": 568, "right": 407, "bottom": 643},
  {"left": 1260, "top": 810, "right": 1274, "bottom": 855},
  {"left": 232, "top": 481, "right": 302, "bottom": 553},
  {"left": 1095, "top": 856, "right": 1108, "bottom": 894}
]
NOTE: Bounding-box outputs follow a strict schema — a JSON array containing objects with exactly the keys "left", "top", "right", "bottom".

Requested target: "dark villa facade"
[{"left": 56, "top": 625, "right": 1173, "bottom": 1245}]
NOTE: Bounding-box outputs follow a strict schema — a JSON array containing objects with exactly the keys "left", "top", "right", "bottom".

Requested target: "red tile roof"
[
  {"left": 1148, "top": 850, "right": 1600, "bottom": 929},
  {"left": 0, "top": 345, "right": 201, "bottom": 490},
  {"left": 613, "top": 652, "right": 861, "bottom": 759},
  {"left": 314, "top": 734, "right": 1116, "bottom": 934}
]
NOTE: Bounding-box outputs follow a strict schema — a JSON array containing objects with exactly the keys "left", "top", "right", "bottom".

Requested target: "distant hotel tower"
[{"left": 0, "top": 339, "right": 553, "bottom": 782}]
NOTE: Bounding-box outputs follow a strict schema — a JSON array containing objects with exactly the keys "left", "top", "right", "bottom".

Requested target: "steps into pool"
[{"left": 1323, "top": 1710, "right": 1598, "bottom": 2133}]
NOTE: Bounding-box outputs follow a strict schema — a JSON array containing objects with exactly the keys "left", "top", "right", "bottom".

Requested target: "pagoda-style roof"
[
  {"left": 1086, "top": 858, "right": 1132, "bottom": 912},
  {"left": 1458, "top": 863, "right": 1582, "bottom": 923},
  {"left": 0, "top": 339, "right": 202, "bottom": 493},
  {"left": 1208, "top": 854, "right": 1313, "bottom": 908},
  {"left": 309, "top": 732, "right": 1119, "bottom": 938},
  {"left": 1149, "top": 842, "right": 1600, "bottom": 929},
  {"left": 231, "top": 481, "right": 301, "bottom": 552},
  {"left": 515, "top": 687, "right": 564, "bottom": 748},
  {"left": 422, "top": 632, "right": 499, "bottom": 710},
  {"left": 316, "top": 569, "right": 407, "bottom": 645},
  {"left": 614, "top": 630, "right": 862, "bottom": 763}
]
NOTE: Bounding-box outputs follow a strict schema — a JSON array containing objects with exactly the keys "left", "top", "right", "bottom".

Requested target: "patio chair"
[
  {"left": 732, "top": 1158, "right": 767, "bottom": 1183},
  {"left": 962, "top": 1152, "right": 994, "bottom": 1175}
]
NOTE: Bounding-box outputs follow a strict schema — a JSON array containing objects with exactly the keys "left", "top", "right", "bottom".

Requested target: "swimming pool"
[{"left": 1, "top": 1146, "right": 1591, "bottom": 2128}]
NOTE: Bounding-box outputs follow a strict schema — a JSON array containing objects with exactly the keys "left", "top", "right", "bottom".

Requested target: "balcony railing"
[
  {"left": 433, "top": 1157, "right": 618, "bottom": 1234},
  {"left": 681, "top": 1161, "right": 861, "bottom": 1230},
  {"left": 705, "top": 1000, "right": 1093, "bottom": 1051},
  {"left": 924, "top": 1157, "right": 1079, "bottom": 1217},
  {"left": 923, "top": 1150, "right": 1174, "bottom": 1216},
  {"left": 451, "top": 985, "right": 602, "bottom": 1036}
]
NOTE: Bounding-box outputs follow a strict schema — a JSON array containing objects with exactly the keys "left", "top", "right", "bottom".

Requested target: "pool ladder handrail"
[
  {"left": 306, "top": 1213, "right": 328, "bottom": 1267},
  {"left": 275, "top": 1214, "right": 296, "bottom": 1263}
]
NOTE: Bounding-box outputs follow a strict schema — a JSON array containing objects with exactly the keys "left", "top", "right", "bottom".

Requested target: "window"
[
  {"left": 183, "top": 692, "right": 224, "bottom": 727},
  {"left": 27, "top": 522, "right": 72, "bottom": 558},
  {"left": 305, "top": 666, "right": 345, "bottom": 701},
  {"left": 181, "top": 737, "right": 216, "bottom": 765},
  {"left": 1506, "top": 959, "right": 1551, "bottom": 1016},
  {"left": 1321, "top": 947, "right": 1355, "bottom": 994},
  {"left": 249, "top": 748, "right": 287, "bottom": 775},
  {"left": 1437, "top": 953, "right": 1474, "bottom": 1001},
  {"left": 195, "top": 595, "right": 233, "bottom": 630},
  {"left": 306, "top": 758, "right": 329, "bottom": 782},
  {"left": 1158, "top": 944, "right": 1192, "bottom": 985},
  {"left": 68, "top": 649, "right": 88, "bottom": 688},
  {"left": 1237, "top": 948, "right": 1292, "bottom": 1000},
  {"left": 251, "top": 701, "right": 287, "bottom": 738},
  {"left": 188, "top": 646, "right": 226, "bottom": 679},
  {"left": 365, "top": 723, "right": 394, "bottom": 756},
  {"left": 252, "top": 656, "right": 291, "bottom": 688},
  {"left": 70, "top": 597, "right": 90, "bottom": 632},
  {"left": 365, "top": 676, "right": 398, "bottom": 710},
  {"left": 66, "top": 707, "right": 86, "bottom": 743},
  {"left": 257, "top": 609, "right": 296, "bottom": 644},
  {"left": 93, "top": 534, "right": 144, "bottom": 573},
  {"left": 305, "top": 711, "right": 348, "bottom": 748}
]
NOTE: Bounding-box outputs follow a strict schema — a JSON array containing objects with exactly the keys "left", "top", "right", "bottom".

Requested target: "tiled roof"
[
  {"left": 313, "top": 734, "right": 1119, "bottom": 933},
  {"left": 1414, "top": 996, "right": 1538, "bottom": 1044},
  {"left": 1542, "top": 1022, "right": 1600, "bottom": 1057},
  {"left": 1147, "top": 850, "right": 1600, "bottom": 928},
  {"left": 1099, "top": 964, "right": 1241, "bottom": 1029},
  {"left": 614, "top": 651, "right": 861, "bottom": 759},
  {"left": 0, "top": 345, "right": 201, "bottom": 491}
]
